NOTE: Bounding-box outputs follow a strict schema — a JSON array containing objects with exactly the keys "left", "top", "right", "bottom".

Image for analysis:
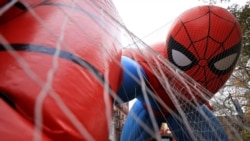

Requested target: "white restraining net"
[{"left": 0, "top": 0, "right": 249, "bottom": 141}]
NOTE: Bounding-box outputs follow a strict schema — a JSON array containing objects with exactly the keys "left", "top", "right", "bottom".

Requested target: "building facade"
[{"left": 109, "top": 103, "right": 129, "bottom": 141}]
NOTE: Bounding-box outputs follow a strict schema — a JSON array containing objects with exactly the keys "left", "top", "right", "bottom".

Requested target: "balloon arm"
[
  {"left": 115, "top": 56, "right": 147, "bottom": 105},
  {"left": 116, "top": 56, "right": 229, "bottom": 141}
]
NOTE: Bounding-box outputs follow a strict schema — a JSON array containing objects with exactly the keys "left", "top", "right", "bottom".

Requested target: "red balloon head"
[{"left": 166, "top": 5, "right": 242, "bottom": 94}]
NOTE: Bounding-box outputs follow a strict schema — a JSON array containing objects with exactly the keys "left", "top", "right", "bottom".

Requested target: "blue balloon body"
[{"left": 117, "top": 56, "right": 228, "bottom": 141}]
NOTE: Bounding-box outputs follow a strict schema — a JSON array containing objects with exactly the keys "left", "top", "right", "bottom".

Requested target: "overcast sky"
[{"left": 113, "top": 0, "right": 248, "bottom": 45}]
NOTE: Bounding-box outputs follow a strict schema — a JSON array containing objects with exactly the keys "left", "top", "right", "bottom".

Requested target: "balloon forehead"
[
  {"left": 170, "top": 5, "right": 241, "bottom": 58},
  {"left": 166, "top": 5, "right": 242, "bottom": 93}
]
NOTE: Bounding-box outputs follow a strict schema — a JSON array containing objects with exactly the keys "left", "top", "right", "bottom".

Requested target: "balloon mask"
[{"left": 165, "top": 5, "right": 242, "bottom": 94}]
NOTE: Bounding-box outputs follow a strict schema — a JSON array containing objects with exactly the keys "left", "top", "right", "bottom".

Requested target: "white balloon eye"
[
  {"left": 172, "top": 49, "right": 192, "bottom": 67},
  {"left": 214, "top": 53, "right": 238, "bottom": 71},
  {"left": 209, "top": 42, "right": 241, "bottom": 75},
  {"left": 168, "top": 36, "right": 198, "bottom": 70}
]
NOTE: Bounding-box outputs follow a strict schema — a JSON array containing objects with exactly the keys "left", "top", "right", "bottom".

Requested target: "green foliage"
[
  {"left": 228, "top": 1, "right": 250, "bottom": 59},
  {"left": 242, "top": 129, "right": 250, "bottom": 140}
]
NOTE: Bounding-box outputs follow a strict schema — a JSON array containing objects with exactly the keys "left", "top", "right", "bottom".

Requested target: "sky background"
[
  {"left": 112, "top": 0, "right": 249, "bottom": 109},
  {"left": 113, "top": 0, "right": 248, "bottom": 44}
]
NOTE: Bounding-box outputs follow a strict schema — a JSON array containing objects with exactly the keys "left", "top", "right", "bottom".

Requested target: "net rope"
[{"left": 0, "top": 0, "right": 249, "bottom": 141}]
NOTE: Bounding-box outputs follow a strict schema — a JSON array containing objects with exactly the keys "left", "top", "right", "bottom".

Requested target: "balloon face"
[{"left": 166, "top": 5, "right": 242, "bottom": 93}]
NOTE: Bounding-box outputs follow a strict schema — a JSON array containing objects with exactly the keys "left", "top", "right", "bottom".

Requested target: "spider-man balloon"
[
  {"left": 118, "top": 5, "right": 242, "bottom": 140},
  {"left": 166, "top": 5, "right": 242, "bottom": 93}
]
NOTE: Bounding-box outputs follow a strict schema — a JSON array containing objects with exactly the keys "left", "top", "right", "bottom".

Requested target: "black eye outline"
[
  {"left": 167, "top": 36, "right": 198, "bottom": 71},
  {"left": 208, "top": 41, "right": 241, "bottom": 75}
]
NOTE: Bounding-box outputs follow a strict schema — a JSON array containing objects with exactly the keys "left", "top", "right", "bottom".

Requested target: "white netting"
[{"left": 0, "top": 0, "right": 249, "bottom": 141}]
